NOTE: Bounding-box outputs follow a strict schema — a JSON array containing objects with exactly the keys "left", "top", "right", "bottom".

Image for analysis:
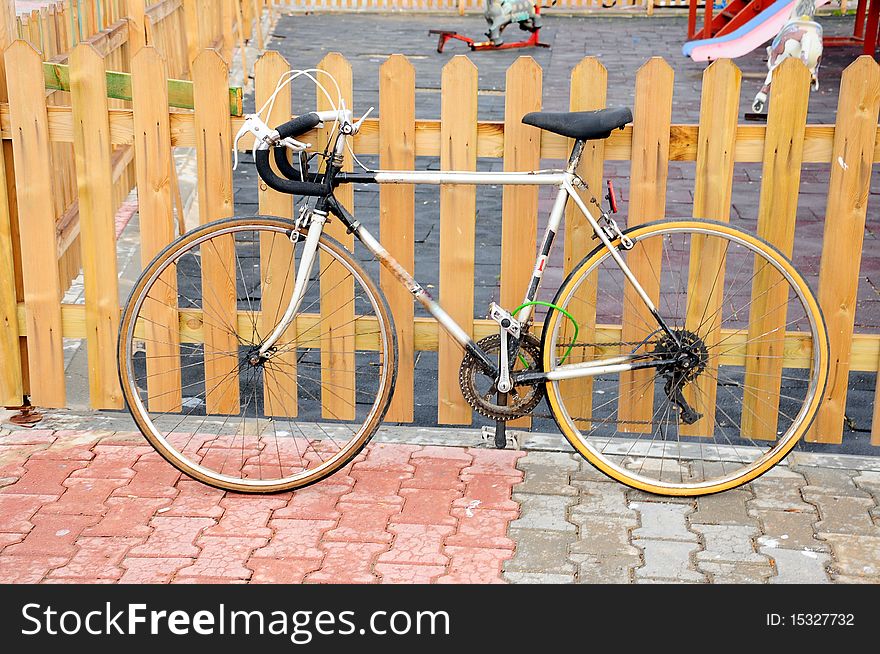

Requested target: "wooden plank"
[
  {"left": 318, "top": 52, "right": 356, "bottom": 421},
  {"left": 182, "top": 0, "right": 200, "bottom": 72},
  {"left": 437, "top": 55, "right": 477, "bottom": 424},
  {"left": 680, "top": 58, "right": 741, "bottom": 437},
  {"left": 126, "top": 0, "right": 147, "bottom": 54},
  {"left": 193, "top": 49, "right": 239, "bottom": 415},
  {"left": 560, "top": 56, "right": 606, "bottom": 431},
  {"left": 741, "top": 59, "right": 811, "bottom": 441},
  {"left": 379, "top": 54, "right": 415, "bottom": 422},
  {"left": 43, "top": 61, "right": 244, "bottom": 115},
  {"left": 131, "top": 46, "right": 181, "bottom": 413},
  {"left": 19, "top": 303, "right": 880, "bottom": 373},
  {"left": 873, "top": 348, "right": 880, "bottom": 446},
  {"left": 500, "top": 56, "right": 541, "bottom": 428},
  {"left": 70, "top": 43, "right": 123, "bottom": 409},
  {"left": 0, "top": 0, "right": 22, "bottom": 405},
  {"left": 617, "top": 57, "right": 674, "bottom": 434},
  {"left": 255, "top": 50, "right": 297, "bottom": 417},
  {"left": 5, "top": 41, "right": 65, "bottom": 407},
  {"left": 810, "top": 56, "right": 880, "bottom": 444},
  {"left": 221, "top": 0, "right": 234, "bottom": 65},
  {"left": 4, "top": 107, "right": 880, "bottom": 164}
]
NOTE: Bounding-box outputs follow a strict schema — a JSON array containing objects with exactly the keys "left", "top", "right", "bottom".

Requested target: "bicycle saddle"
[{"left": 522, "top": 107, "right": 633, "bottom": 141}]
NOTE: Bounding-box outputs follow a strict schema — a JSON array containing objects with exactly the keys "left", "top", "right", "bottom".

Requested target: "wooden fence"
[
  {"left": 0, "top": 0, "right": 273, "bottom": 409},
  {"left": 0, "top": 10, "right": 878, "bottom": 444}
]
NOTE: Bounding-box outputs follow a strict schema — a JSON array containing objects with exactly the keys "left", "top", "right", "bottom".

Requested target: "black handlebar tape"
[
  {"left": 273, "top": 146, "right": 302, "bottom": 181},
  {"left": 255, "top": 148, "right": 328, "bottom": 197},
  {"left": 275, "top": 112, "right": 323, "bottom": 140}
]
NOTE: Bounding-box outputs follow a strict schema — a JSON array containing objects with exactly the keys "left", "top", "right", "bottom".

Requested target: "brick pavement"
[{"left": 1, "top": 419, "right": 878, "bottom": 584}]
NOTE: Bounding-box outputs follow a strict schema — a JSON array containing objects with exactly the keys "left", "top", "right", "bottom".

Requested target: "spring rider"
[
  {"left": 752, "top": 0, "right": 823, "bottom": 113},
  {"left": 429, "top": 1, "right": 553, "bottom": 53}
]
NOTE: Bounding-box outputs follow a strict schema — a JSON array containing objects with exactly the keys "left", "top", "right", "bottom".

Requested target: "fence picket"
[
  {"left": 741, "top": 58, "right": 811, "bottom": 440},
  {"left": 500, "top": 56, "right": 541, "bottom": 429},
  {"left": 318, "top": 52, "right": 356, "bottom": 420},
  {"left": 255, "top": 50, "right": 298, "bottom": 417},
  {"left": 70, "top": 43, "right": 123, "bottom": 409},
  {"left": 680, "top": 58, "right": 740, "bottom": 437},
  {"left": 617, "top": 57, "right": 674, "bottom": 434},
  {"left": 0, "top": 3, "right": 22, "bottom": 406},
  {"left": 561, "top": 56, "right": 606, "bottom": 430},
  {"left": 193, "top": 49, "right": 239, "bottom": 415},
  {"left": 811, "top": 56, "right": 880, "bottom": 444},
  {"left": 438, "top": 55, "right": 477, "bottom": 425},
  {"left": 379, "top": 54, "right": 415, "bottom": 422},
  {"left": 131, "top": 45, "right": 181, "bottom": 413},
  {"left": 5, "top": 41, "right": 66, "bottom": 407}
]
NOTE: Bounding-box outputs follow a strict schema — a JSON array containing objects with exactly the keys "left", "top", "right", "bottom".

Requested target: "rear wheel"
[
  {"left": 542, "top": 220, "right": 828, "bottom": 496},
  {"left": 118, "top": 215, "right": 397, "bottom": 493}
]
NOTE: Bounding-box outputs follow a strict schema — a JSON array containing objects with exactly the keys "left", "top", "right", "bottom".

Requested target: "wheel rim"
[
  {"left": 120, "top": 220, "right": 394, "bottom": 491},
  {"left": 544, "top": 223, "right": 827, "bottom": 494}
]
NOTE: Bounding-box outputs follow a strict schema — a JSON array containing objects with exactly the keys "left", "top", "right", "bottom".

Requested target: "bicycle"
[{"left": 118, "top": 75, "right": 829, "bottom": 496}]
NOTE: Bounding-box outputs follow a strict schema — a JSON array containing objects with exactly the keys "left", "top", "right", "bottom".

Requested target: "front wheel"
[
  {"left": 542, "top": 220, "right": 828, "bottom": 496},
  {"left": 118, "top": 215, "right": 397, "bottom": 493}
]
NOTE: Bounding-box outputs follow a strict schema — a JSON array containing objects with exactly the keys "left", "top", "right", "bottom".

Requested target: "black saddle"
[{"left": 522, "top": 107, "right": 633, "bottom": 141}]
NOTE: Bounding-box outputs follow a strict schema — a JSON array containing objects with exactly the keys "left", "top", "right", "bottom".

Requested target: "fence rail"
[{"left": 0, "top": 4, "right": 878, "bottom": 447}]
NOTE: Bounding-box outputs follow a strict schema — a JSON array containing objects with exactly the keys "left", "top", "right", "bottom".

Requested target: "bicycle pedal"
[{"left": 480, "top": 425, "right": 522, "bottom": 450}]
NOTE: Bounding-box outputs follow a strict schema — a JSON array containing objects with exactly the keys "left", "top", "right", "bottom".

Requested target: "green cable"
[{"left": 510, "top": 301, "right": 580, "bottom": 367}]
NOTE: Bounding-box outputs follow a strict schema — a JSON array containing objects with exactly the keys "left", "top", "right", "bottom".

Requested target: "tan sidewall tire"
[
  {"left": 117, "top": 215, "right": 398, "bottom": 493},
  {"left": 542, "top": 219, "right": 829, "bottom": 497}
]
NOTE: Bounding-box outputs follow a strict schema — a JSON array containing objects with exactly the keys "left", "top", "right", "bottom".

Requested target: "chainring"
[{"left": 459, "top": 333, "right": 545, "bottom": 421}]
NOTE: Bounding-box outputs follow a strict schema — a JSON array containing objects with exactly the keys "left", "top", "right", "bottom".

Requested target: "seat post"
[{"left": 566, "top": 140, "right": 586, "bottom": 173}]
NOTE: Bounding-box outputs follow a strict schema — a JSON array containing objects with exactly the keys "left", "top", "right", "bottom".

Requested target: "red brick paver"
[{"left": 0, "top": 430, "right": 524, "bottom": 584}]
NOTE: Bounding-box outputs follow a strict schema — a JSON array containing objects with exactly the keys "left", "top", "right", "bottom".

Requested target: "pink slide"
[{"left": 683, "top": 0, "right": 830, "bottom": 62}]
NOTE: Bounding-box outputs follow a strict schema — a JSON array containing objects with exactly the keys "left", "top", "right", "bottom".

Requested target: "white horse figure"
[
  {"left": 484, "top": 0, "right": 542, "bottom": 46},
  {"left": 752, "top": 0, "right": 823, "bottom": 113}
]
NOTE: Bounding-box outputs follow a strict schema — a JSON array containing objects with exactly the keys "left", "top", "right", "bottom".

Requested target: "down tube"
[{"left": 326, "top": 197, "right": 499, "bottom": 376}]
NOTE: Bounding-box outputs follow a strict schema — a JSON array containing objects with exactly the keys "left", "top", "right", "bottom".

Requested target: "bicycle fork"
[{"left": 256, "top": 208, "right": 328, "bottom": 358}]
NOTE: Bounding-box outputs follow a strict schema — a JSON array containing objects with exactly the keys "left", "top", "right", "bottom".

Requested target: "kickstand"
[{"left": 494, "top": 392, "right": 508, "bottom": 449}]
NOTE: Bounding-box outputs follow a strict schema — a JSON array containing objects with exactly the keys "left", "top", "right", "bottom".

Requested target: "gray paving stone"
[
  {"left": 569, "top": 514, "right": 640, "bottom": 584},
  {"left": 503, "top": 572, "right": 575, "bottom": 584},
  {"left": 570, "top": 480, "right": 637, "bottom": 519},
  {"left": 633, "top": 539, "right": 705, "bottom": 583},
  {"left": 752, "top": 508, "right": 828, "bottom": 552},
  {"left": 747, "top": 478, "right": 813, "bottom": 512},
  {"left": 693, "top": 524, "right": 767, "bottom": 565},
  {"left": 797, "top": 467, "right": 872, "bottom": 498},
  {"left": 699, "top": 561, "right": 775, "bottom": 584},
  {"left": 570, "top": 459, "right": 617, "bottom": 484},
  {"left": 808, "top": 494, "right": 880, "bottom": 537},
  {"left": 822, "top": 534, "right": 880, "bottom": 580},
  {"left": 762, "top": 547, "right": 832, "bottom": 584},
  {"left": 691, "top": 490, "right": 757, "bottom": 526},
  {"left": 518, "top": 451, "right": 580, "bottom": 472},
  {"left": 509, "top": 493, "right": 576, "bottom": 532},
  {"left": 631, "top": 502, "right": 697, "bottom": 542},
  {"left": 504, "top": 528, "right": 577, "bottom": 575},
  {"left": 514, "top": 464, "right": 578, "bottom": 496},
  {"left": 625, "top": 488, "right": 694, "bottom": 505}
]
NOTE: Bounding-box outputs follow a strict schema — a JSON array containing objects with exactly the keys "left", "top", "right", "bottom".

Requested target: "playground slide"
[{"left": 682, "top": 0, "right": 830, "bottom": 62}]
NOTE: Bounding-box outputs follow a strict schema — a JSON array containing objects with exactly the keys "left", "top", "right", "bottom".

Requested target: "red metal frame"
[{"left": 429, "top": 5, "right": 550, "bottom": 53}]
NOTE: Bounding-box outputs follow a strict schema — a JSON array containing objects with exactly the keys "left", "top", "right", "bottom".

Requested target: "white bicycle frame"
[{"left": 256, "top": 118, "right": 674, "bottom": 383}]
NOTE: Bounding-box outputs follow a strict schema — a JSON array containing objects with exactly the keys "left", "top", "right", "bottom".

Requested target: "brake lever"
[
  {"left": 233, "top": 114, "right": 275, "bottom": 170},
  {"left": 233, "top": 115, "right": 315, "bottom": 171},
  {"left": 352, "top": 106, "right": 374, "bottom": 134}
]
